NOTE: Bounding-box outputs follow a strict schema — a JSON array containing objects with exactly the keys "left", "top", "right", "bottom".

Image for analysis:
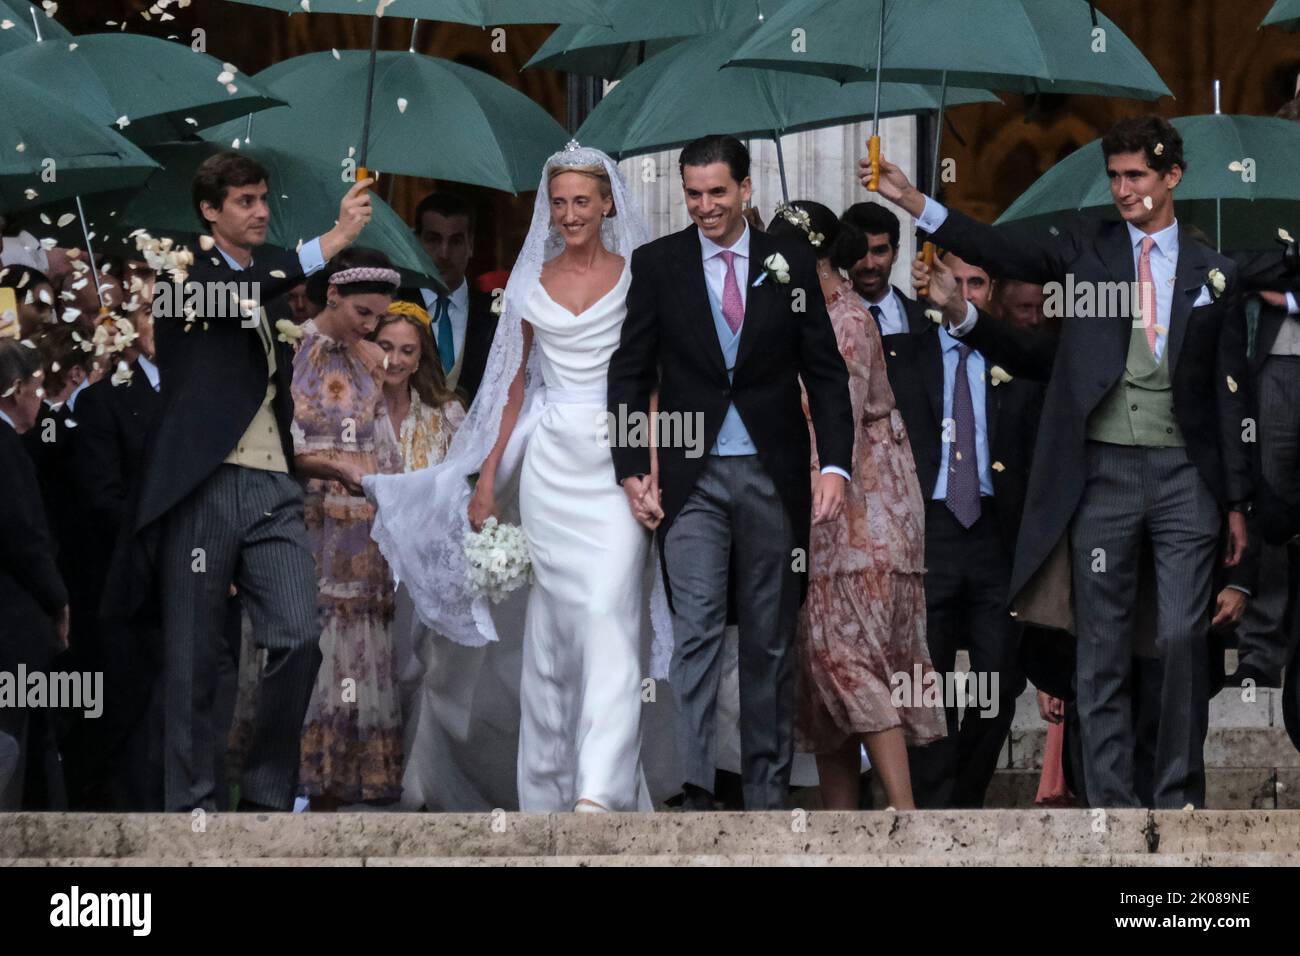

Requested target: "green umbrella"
[
  {"left": 726, "top": 0, "right": 1169, "bottom": 276},
  {"left": 726, "top": 0, "right": 1170, "bottom": 97},
  {"left": 576, "top": 28, "right": 999, "bottom": 201},
  {"left": 1262, "top": 0, "right": 1300, "bottom": 30},
  {"left": 995, "top": 113, "right": 1300, "bottom": 251},
  {"left": 208, "top": 51, "right": 570, "bottom": 194},
  {"left": 525, "top": 0, "right": 793, "bottom": 78},
  {"left": 226, "top": 0, "right": 610, "bottom": 173},
  {"left": 0, "top": 0, "right": 70, "bottom": 55},
  {"left": 226, "top": 0, "right": 608, "bottom": 25},
  {"left": 1, "top": 34, "right": 285, "bottom": 145},
  {"left": 32, "top": 141, "right": 444, "bottom": 289},
  {"left": 525, "top": 24, "right": 679, "bottom": 79},
  {"left": 0, "top": 72, "right": 160, "bottom": 214}
]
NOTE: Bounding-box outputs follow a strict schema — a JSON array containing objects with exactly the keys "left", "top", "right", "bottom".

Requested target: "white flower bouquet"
[{"left": 463, "top": 516, "right": 532, "bottom": 603}]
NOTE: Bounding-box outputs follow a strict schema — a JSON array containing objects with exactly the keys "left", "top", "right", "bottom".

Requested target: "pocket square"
[{"left": 1192, "top": 285, "right": 1213, "bottom": 308}]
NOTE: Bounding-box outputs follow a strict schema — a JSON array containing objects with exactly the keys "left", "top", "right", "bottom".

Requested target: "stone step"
[
  {"left": 3, "top": 810, "right": 1299, "bottom": 865},
  {"left": 1006, "top": 726, "right": 1300, "bottom": 771},
  {"left": 978, "top": 767, "right": 1300, "bottom": 810}
]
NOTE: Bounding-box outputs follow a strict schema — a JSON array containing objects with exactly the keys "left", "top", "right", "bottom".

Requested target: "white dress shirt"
[
  {"left": 64, "top": 378, "right": 91, "bottom": 413},
  {"left": 136, "top": 354, "right": 161, "bottom": 392},
  {"left": 699, "top": 222, "right": 751, "bottom": 312},
  {"left": 0, "top": 407, "right": 14, "bottom": 431},
  {"left": 420, "top": 279, "right": 470, "bottom": 364}
]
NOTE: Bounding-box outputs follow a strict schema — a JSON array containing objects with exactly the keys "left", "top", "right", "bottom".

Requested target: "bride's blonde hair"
[{"left": 547, "top": 162, "right": 618, "bottom": 218}]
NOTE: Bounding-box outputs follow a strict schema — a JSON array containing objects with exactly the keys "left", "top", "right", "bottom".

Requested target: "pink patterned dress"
[
  {"left": 796, "top": 275, "right": 946, "bottom": 753},
  {"left": 291, "top": 321, "right": 405, "bottom": 802}
]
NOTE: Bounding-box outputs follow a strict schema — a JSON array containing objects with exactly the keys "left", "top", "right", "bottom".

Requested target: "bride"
[{"left": 366, "top": 143, "right": 669, "bottom": 812}]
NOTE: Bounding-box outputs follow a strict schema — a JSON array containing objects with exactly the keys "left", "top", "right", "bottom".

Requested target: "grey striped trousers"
[
  {"left": 159, "top": 464, "right": 321, "bottom": 811},
  {"left": 1070, "top": 442, "right": 1219, "bottom": 809}
]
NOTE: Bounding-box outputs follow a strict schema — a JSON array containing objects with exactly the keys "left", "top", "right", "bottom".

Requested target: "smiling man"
[
  {"left": 608, "top": 134, "right": 853, "bottom": 811},
  {"left": 867, "top": 115, "right": 1252, "bottom": 810},
  {"left": 106, "top": 151, "right": 373, "bottom": 813}
]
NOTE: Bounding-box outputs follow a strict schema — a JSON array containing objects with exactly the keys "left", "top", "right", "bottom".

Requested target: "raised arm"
[
  {"left": 913, "top": 252, "right": 1059, "bottom": 382},
  {"left": 864, "top": 153, "right": 1074, "bottom": 286}
]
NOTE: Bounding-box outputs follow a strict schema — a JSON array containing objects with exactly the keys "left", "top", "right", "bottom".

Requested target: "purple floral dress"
[{"left": 291, "top": 320, "right": 404, "bottom": 802}]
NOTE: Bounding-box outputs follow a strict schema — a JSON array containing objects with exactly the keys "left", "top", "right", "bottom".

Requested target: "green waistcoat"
[{"left": 1086, "top": 321, "right": 1185, "bottom": 447}]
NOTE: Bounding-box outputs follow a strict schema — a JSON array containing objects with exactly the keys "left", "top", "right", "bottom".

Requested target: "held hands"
[
  {"left": 622, "top": 475, "right": 664, "bottom": 531},
  {"left": 334, "top": 460, "right": 369, "bottom": 496},
  {"left": 812, "top": 472, "right": 847, "bottom": 525}
]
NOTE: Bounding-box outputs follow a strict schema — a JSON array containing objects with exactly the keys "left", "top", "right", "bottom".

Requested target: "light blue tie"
[{"left": 434, "top": 295, "right": 454, "bottom": 373}]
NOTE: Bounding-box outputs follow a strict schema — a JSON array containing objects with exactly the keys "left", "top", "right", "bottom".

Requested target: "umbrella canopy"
[
  {"left": 0, "top": 0, "right": 70, "bottom": 55},
  {"left": 995, "top": 114, "right": 1300, "bottom": 251},
  {"left": 525, "top": 0, "right": 793, "bottom": 78},
  {"left": 1, "top": 34, "right": 285, "bottom": 145},
  {"left": 207, "top": 51, "right": 570, "bottom": 194},
  {"left": 1262, "top": 0, "right": 1300, "bottom": 31},
  {"left": 576, "top": 28, "right": 999, "bottom": 159},
  {"left": 726, "top": 0, "right": 1171, "bottom": 100},
  {"left": 30, "top": 141, "right": 444, "bottom": 289},
  {"left": 0, "top": 72, "right": 160, "bottom": 214},
  {"left": 525, "top": 24, "right": 679, "bottom": 79},
  {"left": 225, "top": 0, "right": 610, "bottom": 25}
]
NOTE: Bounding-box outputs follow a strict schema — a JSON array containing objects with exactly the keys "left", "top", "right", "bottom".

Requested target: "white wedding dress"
[{"left": 516, "top": 262, "right": 653, "bottom": 811}]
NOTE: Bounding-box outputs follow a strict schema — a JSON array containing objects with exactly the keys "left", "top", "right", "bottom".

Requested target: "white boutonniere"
[
  {"left": 275, "top": 318, "right": 303, "bottom": 344},
  {"left": 1207, "top": 268, "right": 1226, "bottom": 299},
  {"left": 753, "top": 253, "right": 790, "bottom": 287},
  {"left": 925, "top": 308, "right": 943, "bottom": 325},
  {"left": 989, "top": 365, "right": 1013, "bottom": 386}
]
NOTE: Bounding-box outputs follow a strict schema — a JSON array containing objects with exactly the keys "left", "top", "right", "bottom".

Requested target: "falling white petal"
[
  {"left": 397, "top": 97, "right": 408, "bottom": 114},
  {"left": 15, "top": 142, "right": 25, "bottom": 152},
  {"left": 40, "top": 213, "right": 52, "bottom": 225},
  {"left": 24, "top": 188, "right": 37, "bottom": 200},
  {"left": 1142, "top": 195, "right": 1153, "bottom": 210},
  {"left": 57, "top": 213, "right": 75, "bottom": 228},
  {"left": 185, "top": 117, "right": 198, "bottom": 126},
  {"left": 116, "top": 115, "right": 130, "bottom": 128},
  {"left": 217, "top": 70, "right": 235, "bottom": 84}
]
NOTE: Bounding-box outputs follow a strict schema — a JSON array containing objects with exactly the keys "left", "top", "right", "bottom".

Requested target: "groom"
[{"left": 608, "top": 134, "right": 854, "bottom": 810}]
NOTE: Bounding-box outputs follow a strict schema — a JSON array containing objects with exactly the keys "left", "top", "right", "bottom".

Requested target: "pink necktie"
[
  {"left": 719, "top": 250, "right": 744, "bottom": 334},
  {"left": 1138, "top": 237, "right": 1158, "bottom": 356}
]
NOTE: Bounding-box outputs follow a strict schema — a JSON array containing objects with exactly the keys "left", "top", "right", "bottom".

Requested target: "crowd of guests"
[{"left": 3, "top": 107, "right": 1300, "bottom": 814}]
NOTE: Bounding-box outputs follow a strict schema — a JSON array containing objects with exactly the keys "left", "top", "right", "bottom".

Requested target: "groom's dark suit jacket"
[
  {"left": 103, "top": 242, "right": 306, "bottom": 624},
  {"left": 607, "top": 224, "right": 854, "bottom": 601},
  {"left": 927, "top": 210, "right": 1252, "bottom": 611}
]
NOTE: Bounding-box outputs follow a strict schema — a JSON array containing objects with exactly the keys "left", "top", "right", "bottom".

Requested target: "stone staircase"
[
  {"left": 3, "top": 808, "right": 1299, "bottom": 865},
  {"left": 970, "top": 651, "right": 1298, "bottom": 809}
]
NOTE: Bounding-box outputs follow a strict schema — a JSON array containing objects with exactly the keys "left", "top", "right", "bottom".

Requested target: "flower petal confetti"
[
  {"left": 1226, "top": 375, "right": 1238, "bottom": 393},
  {"left": 57, "top": 213, "right": 75, "bottom": 228},
  {"left": 397, "top": 97, "right": 408, "bottom": 114},
  {"left": 1280, "top": 228, "right": 1295, "bottom": 244},
  {"left": 116, "top": 115, "right": 130, "bottom": 129}
]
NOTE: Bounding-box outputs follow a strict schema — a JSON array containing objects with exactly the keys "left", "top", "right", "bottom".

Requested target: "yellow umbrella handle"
[
  {"left": 866, "top": 135, "right": 881, "bottom": 192},
  {"left": 357, "top": 166, "right": 377, "bottom": 190},
  {"left": 919, "top": 241, "right": 935, "bottom": 298}
]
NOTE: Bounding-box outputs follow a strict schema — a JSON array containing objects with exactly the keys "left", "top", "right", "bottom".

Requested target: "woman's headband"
[{"left": 329, "top": 266, "right": 401, "bottom": 288}]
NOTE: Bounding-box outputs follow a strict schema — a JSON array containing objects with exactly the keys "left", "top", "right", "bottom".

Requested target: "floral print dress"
[
  {"left": 291, "top": 320, "right": 404, "bottom": 802},
  {"left": 796, "top": 276, "right": 947, "bottom": 753}
]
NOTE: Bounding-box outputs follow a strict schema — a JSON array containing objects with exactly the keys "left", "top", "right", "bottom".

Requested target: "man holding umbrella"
[
  {"left": 868, "top": 117, "right": 1251, "bottom": 809},
  {"left": 107, "top": 152, "right": 374, "bottom": 812}
]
